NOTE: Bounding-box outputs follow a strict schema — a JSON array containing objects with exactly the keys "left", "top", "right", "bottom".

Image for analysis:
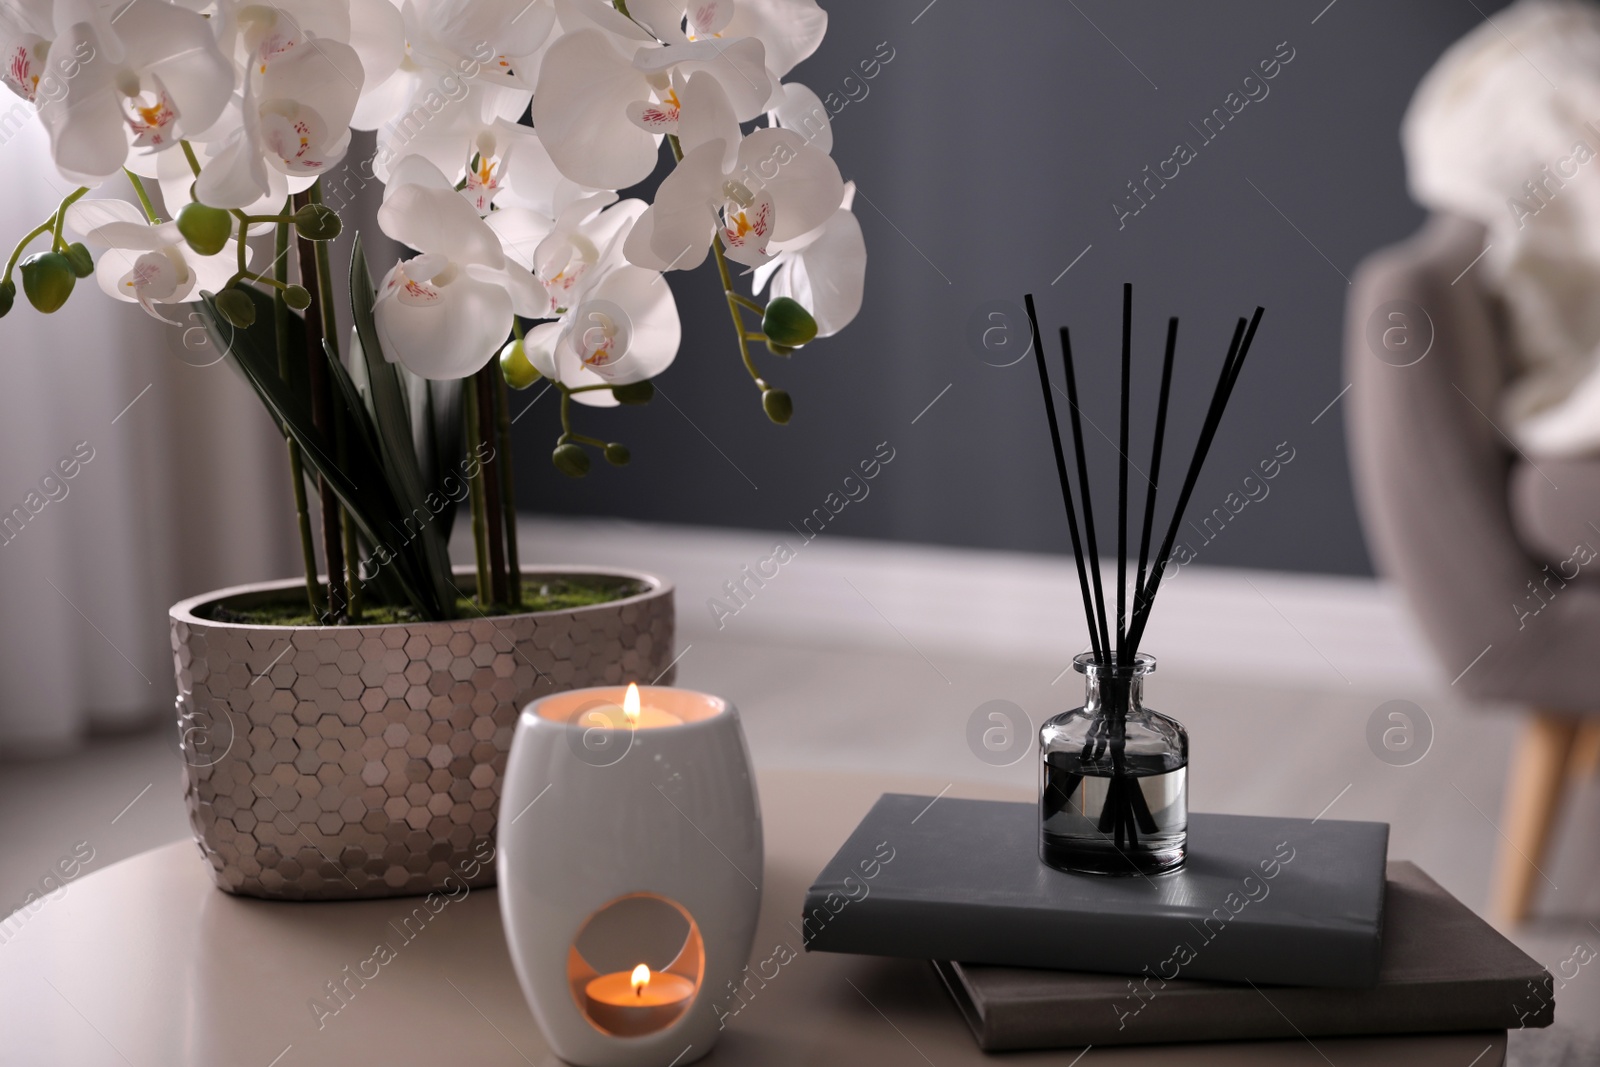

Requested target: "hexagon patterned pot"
[{"left": 168, "top": 567, "right": 676, "bottom": 901}]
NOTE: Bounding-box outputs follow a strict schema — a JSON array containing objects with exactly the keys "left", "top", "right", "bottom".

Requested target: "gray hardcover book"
[
  {"left": 935, "top": 862, "right": 1553, "bottom": 1050},
  {"left": 803, "top": 793, "right": 1388, "bottom": 987}
]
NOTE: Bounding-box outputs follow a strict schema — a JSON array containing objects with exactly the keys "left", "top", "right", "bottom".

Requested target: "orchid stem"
[
  {"left": 50, "top": 187, "right": 87, "bottom": 252},
  {"left": 5, "top": 221, "right": 53, "bottom": 281},
  {"left": 5, "top": 188, "right": 88, "bottom": 275},
  {"left": 662, "top": 131, "right": 768, "bottom": 388},
  {"left": 305, "top": 182, "right": 359, "bottom": 619},
  {"left": 275, "top": 217, "right": 324, "bottom": 619},
  {"left": 124, "top": 170, "right": 159, "bottom": 223},
  {"left": 494, "top": 369, "right": 521, "bottom": 608},
  {"left": 712, "top": 234, "right": 764, "bottom": 385},
  {"left": 230, "top": 272, "right": 295, "bottom": 292},
  {"left": 465, "top": 381, "right": 492, "bottom": 608},
  {"left": 180, "top": 140, "right": 201, "bottom": 177}
]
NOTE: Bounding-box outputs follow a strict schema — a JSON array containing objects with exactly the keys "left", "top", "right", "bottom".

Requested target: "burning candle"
[
  {"left": 621, "top": 682, "right": 682, "bottom": 729},
  {"left": 583, "top": 963, "right": 695, "bottom": 1036}
]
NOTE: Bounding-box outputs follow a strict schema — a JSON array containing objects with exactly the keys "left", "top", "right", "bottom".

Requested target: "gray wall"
[{"left": 511, "top": 0, "right": 1501, "bottom": 577}]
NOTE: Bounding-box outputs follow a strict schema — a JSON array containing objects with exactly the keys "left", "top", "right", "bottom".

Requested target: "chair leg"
[
  {"left": 1569, "top": 720, "right": 1600, "bottom": 779},
  {"left": 1489, "top": 711, "right": 1581, "bottom": 927}
]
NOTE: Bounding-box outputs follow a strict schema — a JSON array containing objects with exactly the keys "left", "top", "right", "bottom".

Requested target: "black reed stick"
[
  {"left": 1127, "top": 307, "right": 1265, "bottom": 652},
  {"left": 1117, "top": 283, "right": 1131, "bottom": 663},
  {"left": 1135, "top": 318, "right": 1178, "bottom": 598},
  {"left": 1126, "top": 317, "right": 1246, "bottom": 646},
  {"left": 1059, "top": 326, "right": 1112, "bottom": 661},
  {"left": 1024, "top": 294, "right": 1103, "bottom": 664}
]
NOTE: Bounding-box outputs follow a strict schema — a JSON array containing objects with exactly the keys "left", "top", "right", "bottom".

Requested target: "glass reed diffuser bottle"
[
  {"left": 1021, "top": 283, "right": 1264, "bottom": 878},
  {"left": 1040, "top": 652, "right": 1187, "bottom": 875}
]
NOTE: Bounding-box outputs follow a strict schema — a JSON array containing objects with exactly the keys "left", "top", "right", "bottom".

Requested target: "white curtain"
[{"left": 0, "top": 121, "right": 297, "bottom": 756}]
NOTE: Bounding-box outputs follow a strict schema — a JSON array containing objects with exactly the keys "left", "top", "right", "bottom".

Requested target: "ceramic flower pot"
[{"left": 168, "top": 567, "right": 676, "bottom": 901}]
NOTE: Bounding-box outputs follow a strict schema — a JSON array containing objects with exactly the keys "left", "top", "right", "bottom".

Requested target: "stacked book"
[{"left": 804, "top": 794, "right": 1552, "bottom": 1055}]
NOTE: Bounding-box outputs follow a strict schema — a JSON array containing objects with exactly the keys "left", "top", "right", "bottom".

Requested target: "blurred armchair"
[{"left": 1346, "top": 213, "right": 1600, "bottom": 926}]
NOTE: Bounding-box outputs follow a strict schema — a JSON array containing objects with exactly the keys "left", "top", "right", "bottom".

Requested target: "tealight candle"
[
  {"left": 620, "top": 682, "right": 682, "bottom": 729},
  {"left": 584, "top": 964, "right": 695, "bottom": 1037}
]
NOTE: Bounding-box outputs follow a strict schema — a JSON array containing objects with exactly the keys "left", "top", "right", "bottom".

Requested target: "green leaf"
[
  {"left": 198, "top": 286, "right": 447, "bottom": 619},
  {"left": 421, "top": 377, "right": 464, "bottom": 545},
  {"left": 348, "top": 236, "right": 459, "bottom": 614},
  {"left": 321, "top": 338, "right": 383, "bottom": 477}
]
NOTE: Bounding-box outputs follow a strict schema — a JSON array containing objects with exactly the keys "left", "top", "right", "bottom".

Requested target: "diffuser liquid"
[{"left": 1041, "top": 751, "right": 1187, "bottom": 875}]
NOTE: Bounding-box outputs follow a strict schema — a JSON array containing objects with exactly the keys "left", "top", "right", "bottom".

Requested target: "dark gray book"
[
  {"left": 803, "top": 793, "right": 1388, "bottom": 987},
  {"left": 935, "top": 862, "right": 1553, "bottom": 1050}
]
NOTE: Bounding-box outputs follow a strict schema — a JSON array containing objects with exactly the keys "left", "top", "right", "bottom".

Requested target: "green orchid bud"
[
  {"left": 215, "top": 287, "right": 257, "bottom": 328},
  {"left": 176, "top": 203, "right": 233, "bottom": 256},
  {"left": 611, "top": 379, "right": 654, "bottom": 405},
  {"left": 499, "top": 338, "right": 540, "bottom": 389},
  {"left": 552, "top": 442, "right": 591, "bottom": 478},
  {"left": 766, "top": 340, "right": 796, "bottom": 356},
  {"left": 0, "top": 279, "right": 14, "bottom": 317},
  {"left": 64, "top": 242, "right": 94, "bottom": 278},
  {"left": 293, "top": 203, "right": 342, "bottom": 241},
  {"left": 282, "top": 285, "right": 312, "bottom": 310},
  {"left": 762, "top": 297, "right": 817, "bottom": 347},
  {"left": 762, "top": 387, "right": 793, "bottom": 425},
  {"left": 20, "top": 252, "right": 75, "bottom": 312},
  {"left": 604, "top": 442, "right": 631, "bottom": 467}
]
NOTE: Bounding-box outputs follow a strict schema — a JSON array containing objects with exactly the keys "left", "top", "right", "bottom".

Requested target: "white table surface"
[{"left": 0, "top": 767, "right": 1505, "bottom": 1067}]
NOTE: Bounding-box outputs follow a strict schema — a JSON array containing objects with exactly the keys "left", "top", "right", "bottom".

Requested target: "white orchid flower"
[
  {"left": 64, "top": 198, "right": 238, "bottom": 323},
  {"left": 373, "top": 155, "right": 542, "bottom": 380},
  {"left": 0, "top": 0, "right": 57, "bottom": 105},
  {"left": 629, "top": 0, "right": 825, "bottom": 81},
  {"left": 192, "top": 26, "right": 366, "bottom": 209},
  {"left": 752, "top": 183, "right": 864, "bottom": 338},
  {"left": 210, "top": 0, "right": 404, "bottom": 107},
  {"left": 531, "top": 8, "right": 771, "bottom": 189},
  {"left": 768, "top": 79, "right": 830, "bottom": 153},
  {"left": 402, "top": 0, "right": 554, "bottom": 88},
  {"left": 354, "top": 0, "right": 553, "bottom": 131},
  {"left": 371, "top": 83, "right": 532, "bottom": 208},
  {"left": 487, "top": 190, "right": 630, "bottom": 317},
  {"left": 33, "top": 0, "right": 234, "bottom": 183},
  {"left": 624, "top": 71, "right": 842, "bottom": 271},
  {"left": 519, "top": 202, "right": 680, "bottom": 407}
]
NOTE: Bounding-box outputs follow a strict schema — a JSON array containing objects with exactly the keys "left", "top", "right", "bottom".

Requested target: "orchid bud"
[
  {"left": 215, "top": 288, "right": 257, "bottom": 328},
  {"left": 552, "top": 442, "right": 590, "bottom": 478},
  {"left": 177, "top": 203, "right": 232, "bottom": 256},
  {"left": 762, "top": 387, "right": 793, "bottom": 425},
  {"left": 766, "top": 340, "right": 796, "bottom": 356},
  {"left": 762, "top": 297, "right": 817, "bottom": 347},
  {"left": 611, "top": 379, "right": 654, "bottom": 405},
  {"left": 0, "top": 279, "right": 14, "bottom": 317},
  {"left": 20, "top": 252, "right": 75, "bottom": 312},
  {"left": 604, "top": 442, "right": 631, "bottom": 467},
  {"left": 283, "top": 285, "right": 312, "bottom": 310},
  {"left": 293, "top": 203, "right": 342, "bottom": 241},
  {"left": 64, "top": 243, "right": 94, "bottom": 278},
  {"left": 499, "top": 338, "right": 540, "bottom": 389}
]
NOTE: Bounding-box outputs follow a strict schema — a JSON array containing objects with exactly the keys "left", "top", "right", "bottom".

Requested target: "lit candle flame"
[
  {"left": 631, "top": 963, "right": 650, "bottom": 997},
  {"left": 623, "top": 683, "right": 641, "bottom": 727}
]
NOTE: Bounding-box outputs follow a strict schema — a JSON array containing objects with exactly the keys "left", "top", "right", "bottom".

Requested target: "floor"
[{"left": 3, "top": 518, "right": 1598, "bottom": 1065}]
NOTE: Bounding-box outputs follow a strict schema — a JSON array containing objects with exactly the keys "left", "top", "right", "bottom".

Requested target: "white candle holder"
[{"left": 498, "top": 686, "right": 762, "bottom": 1067}]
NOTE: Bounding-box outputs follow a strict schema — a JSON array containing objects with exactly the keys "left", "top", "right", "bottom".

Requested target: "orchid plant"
[{"left": 0, "top": 0, "right": 865, "bottom": 624}]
